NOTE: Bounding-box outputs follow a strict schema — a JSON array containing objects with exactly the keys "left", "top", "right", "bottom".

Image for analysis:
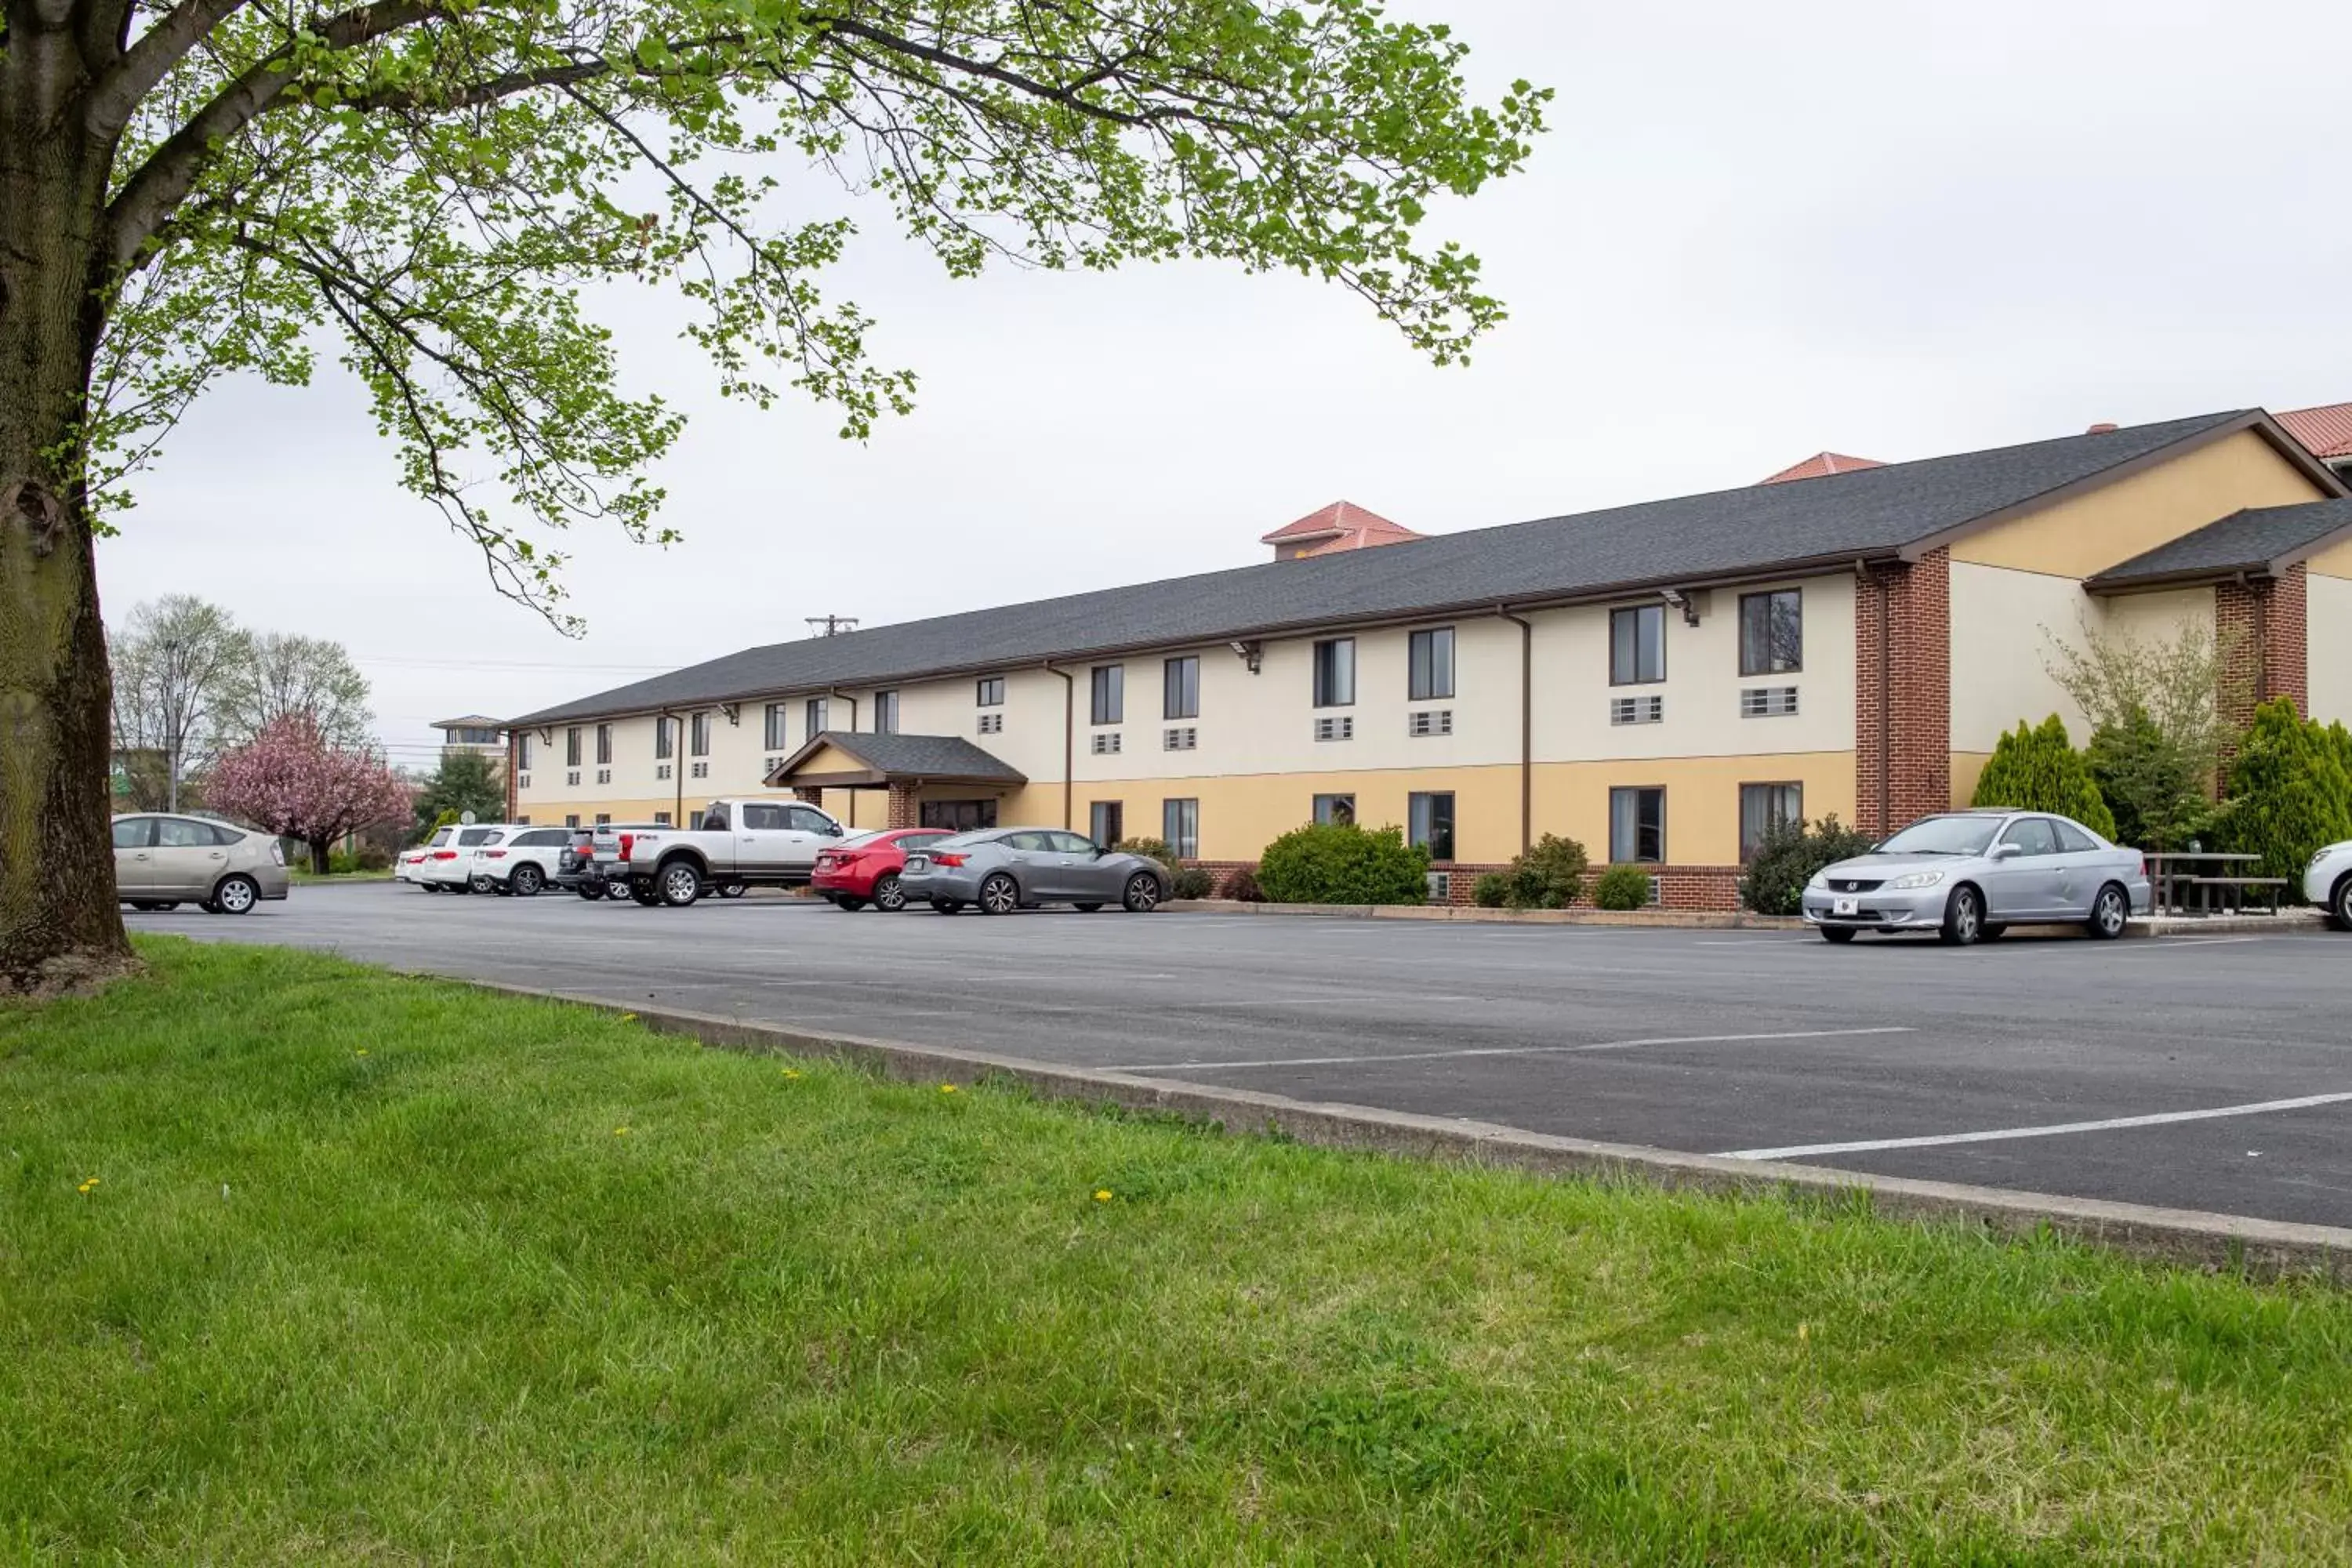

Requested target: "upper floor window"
[
  {"left": 977, "top": 676, "right": 1005, "bottom": 707},
  {"left": 517, "top": 735, "right": 534, "bottom": 771},
  {"left": 874, "top": 690, "right": 899, "bottom": 734},
  {"left": 653, "top": 717, "right": 673, "bottom": 760},
  {"left": 1408, "top": 627, "right": 1455, "bottom": 701},
  {"left": 564, "top": 726, "right": 582, "bottom": 767},
  {"left": 805, "top": 698, "right": 829, "bottom": 739},
  {"left": 1739, "top": 589, "right": 1802, "bottom": 676},
  {"left": 594, "top": 724, "right": 612, "bottom": 765},
  {"left": 1163, "top": 656, "right": 1199, "bottom": 721},
  {"left": 449, "top": 726, "right": 500, "bottom": 745},
  {"left": 689, "top": 713, "right": 710, "bottom": 757},
  {"left": 764, "top": 703, "right": 788, "bottom": 750},
  {"left": 1091, "top": 664, "right": 1124, "bottom": 726},
  {"left": 1610, "top": 605, "right": 1665, "bottom": 686},
  {"left": 1312, "top": 637, "right": 1356, "bottom": 708}
]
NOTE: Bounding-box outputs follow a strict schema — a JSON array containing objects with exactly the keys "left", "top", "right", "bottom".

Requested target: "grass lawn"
[
  {"left": 285, "top": 867, "right": 395, "bottom": 884},
  {"left": 5, "top": 940, "right": 2350, "bottom": 1563}
]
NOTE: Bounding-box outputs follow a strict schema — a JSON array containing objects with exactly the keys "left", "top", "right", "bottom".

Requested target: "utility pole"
[{"left": 806, "top": 615, "right": 859, "bottom": 637}]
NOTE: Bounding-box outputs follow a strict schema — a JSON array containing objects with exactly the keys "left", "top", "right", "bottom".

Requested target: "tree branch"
[{"left": 83, "top": 0, "right": 256, "bottom": 138}]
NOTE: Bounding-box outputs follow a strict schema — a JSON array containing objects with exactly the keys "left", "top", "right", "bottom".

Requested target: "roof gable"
[
  {"left": 2085, "top": 498, "right": 2352, "bottom": 591},
  {"left": 1759, "top": 452, "right": 1886, "bottom": 485}
]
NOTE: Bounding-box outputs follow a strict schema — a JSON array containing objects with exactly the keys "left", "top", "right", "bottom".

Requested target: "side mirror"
[
  {"left": 826, "top": 822, "right": 844, "bottom": 837},
  {"left": 1989, "top": 842, "right": 2021, "bottom": 861}
]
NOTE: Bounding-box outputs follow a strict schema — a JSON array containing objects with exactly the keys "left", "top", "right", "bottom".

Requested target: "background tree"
[
  {"left": 0, "top": 0, "right": 1547, "bottom": 990},
  {"left": 1971, "top": 715, "right": 2117, "bottom": 839},
  {"left": 2042, "top": 615, "right": 2245, "bottom": 848},
  {"left": 2220, "top": 699, "right": 2352, "bottom": 884},
  {"left": 2085, "top": 710, "right": 2216, "bottom": 853},
  {"left": 216, "top": 632, "right": 375, "bottom": 749},
  {"left": 207, "top": 717, "right": 413, "bottom": 875},
  {"left": 105, "top": 595, "right": 248, "bottom": 812},
  {"left": 412, "top": 750, "right": 506, "bottom": 839}
]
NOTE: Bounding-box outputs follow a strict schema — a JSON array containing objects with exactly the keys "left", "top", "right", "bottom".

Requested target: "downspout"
[
  {"left": 1496, "top": 607, "right": 1534, "bottom": 854},
  {"left": 1044, "top": 661, "right": 1074, "bottom": 828},
  {"left": 826, "top": 687, "right": 859, "bottom": 733}
]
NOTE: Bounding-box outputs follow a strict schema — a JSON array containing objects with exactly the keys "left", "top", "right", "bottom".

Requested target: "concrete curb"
[
  {"left": 443, "top": 975, "right": 2352, "bottom": 1283},
  {"left": 2128, "top": 909, "right": 2327, "bottom": 938},
  {"left": 1163, "top": 899, "right": 1806, "bottom": 931}
]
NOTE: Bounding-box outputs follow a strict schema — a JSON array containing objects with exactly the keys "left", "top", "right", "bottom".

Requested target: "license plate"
[
  {"left": 1833, "top": 897, "right": 1859, "bottom": 916},
  {"left": 905, "top": 855, "right": 928, "bottom": 872}
]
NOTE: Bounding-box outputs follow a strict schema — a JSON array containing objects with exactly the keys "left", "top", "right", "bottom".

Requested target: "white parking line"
[
  {"left": 1716, "top": 1091, "right": 2352, "bottom": 1162},
  {"left": 1120, "top": 1025, "right": 1914, "bottom": 1075}
]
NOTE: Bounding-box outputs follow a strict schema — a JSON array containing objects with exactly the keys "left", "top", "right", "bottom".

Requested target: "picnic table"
[{"left": 2143, "top": 851, "right": 2288, "bottom": 915}]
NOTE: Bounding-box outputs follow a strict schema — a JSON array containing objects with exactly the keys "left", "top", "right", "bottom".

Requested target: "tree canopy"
[{"left": 1971, "top": 715, "right": 2117, "bottom": 840}]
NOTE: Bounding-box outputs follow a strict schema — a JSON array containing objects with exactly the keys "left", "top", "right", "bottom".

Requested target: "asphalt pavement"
[{"left": 129, "top": 883, "right": 2352, "bottom": 1228}]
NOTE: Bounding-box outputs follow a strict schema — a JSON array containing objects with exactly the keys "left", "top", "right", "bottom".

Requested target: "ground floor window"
[
  {"left": 689, "top": 811, "right": 706, "bottom": 830},
  {"left": 1163, "top": 798, "right": 1199, "bottom": 858},
  {"left": 921, "top": 798, "right": 999, "bottom": 832},
  {"left": 564, "top": 814, "right": 580, "bottom": 829},
  {"left": 1090, "top": 800, "right": 1124, "bottom": 846},
  {"left": 1610, "top": 786, "right": 1666, "bottom": 863},
  {"left": 1312, "top": 793, "right": 1356, "bottom": 826},
  {"left": 515, "top": 816, "right": 530, "bottom": 826},
  {"left": 1407, "top": 792, "right": 1455, "bottom": 861},
  {"left": 1739, "top": 782, "right": 1802, "bottom": 860},
  {"left": 655, "top": 812, "right": 673, "bottom": 826}
]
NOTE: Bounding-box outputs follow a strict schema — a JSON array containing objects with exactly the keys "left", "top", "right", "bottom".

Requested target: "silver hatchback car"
[
  {"left": 1803, "top": 809, "right": 2149, "bottom": 946},
  {"left": 898, "top": 827, "right": 1170, "bottom": 915},
  {"left": 113, "top": 812, "right": 291, "bottom": 913}
]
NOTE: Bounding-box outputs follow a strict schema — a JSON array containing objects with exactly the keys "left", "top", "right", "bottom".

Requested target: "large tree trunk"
[{"left": 1, "top": 8, "right": 136, "bottom": 992}]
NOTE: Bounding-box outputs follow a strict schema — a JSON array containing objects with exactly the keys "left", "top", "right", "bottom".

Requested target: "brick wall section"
[
  {"left": 1854, "top": 548, "right": 1952, "bottom": 832},
  {"left": 885, "top": 782, "right": 923, "bottom": 829},
  {"left": 791, "top": 786, "right": 826, "bottom": 811},
  {"left": 2217, "top": 567, "right": 2308, "bottom": 724}
]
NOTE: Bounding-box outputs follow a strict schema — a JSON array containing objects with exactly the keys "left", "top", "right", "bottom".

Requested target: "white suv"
[
  {"left": 2307, "top": 841, "right": 2352, "bottom": 930},
  {"left": 469, "top": 825, "right": 575, "bottom": 896},
  {"left": 421, "top": 823, "right": 510, "bottom": 891}
]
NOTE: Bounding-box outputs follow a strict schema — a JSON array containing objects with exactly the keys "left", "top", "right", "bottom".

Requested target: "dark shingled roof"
[
  {"left": 2086, "top": 498, "right": 2352, "bottom": 590},
  {"left": 517, "top": 410, "right": 2278, "bottom": 726},
  {"left": 779, "top": 731, "right": 1025, "bottom": 782}
]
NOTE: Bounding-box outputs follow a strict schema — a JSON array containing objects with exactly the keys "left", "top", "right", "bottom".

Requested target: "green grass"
[
  {"left": 285, "top": 866, "right": 394, "bottom": 884},
  {"left": 3, "top": 940, "right": 2350, "bottom": 1564}
]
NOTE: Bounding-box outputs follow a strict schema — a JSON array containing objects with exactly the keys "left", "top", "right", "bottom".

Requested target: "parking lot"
[{"left": 131, "top": 885, "right": 2352, "bottom": 1228}]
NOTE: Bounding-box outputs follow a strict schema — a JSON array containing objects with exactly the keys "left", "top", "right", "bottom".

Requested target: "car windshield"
[{"left": 1876, "top": 816, "right": 2002, "bottom": 856}]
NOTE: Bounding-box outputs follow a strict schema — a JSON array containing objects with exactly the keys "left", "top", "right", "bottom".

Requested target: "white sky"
[{"left": 98, "top": 0, "right": 2352, "bottom": 771}]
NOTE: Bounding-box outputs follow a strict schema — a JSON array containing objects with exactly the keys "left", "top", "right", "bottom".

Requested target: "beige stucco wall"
[
  {"left": 1951, "top": 429, "right": 2328, "bottom": 579},
  {"left": 2308, "top": 536, "right": 2352, "bottom": 579},
  {"left": 1949, "top": 561, "right": 2214, "bottom": 753},
  {"left": 2311, "top": 573, "right": 2352, "bottom": 727}
]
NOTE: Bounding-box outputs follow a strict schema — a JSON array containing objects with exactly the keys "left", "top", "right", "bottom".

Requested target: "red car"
[{"left": 811, "top": 827, "right": 954, "bottom": 912}]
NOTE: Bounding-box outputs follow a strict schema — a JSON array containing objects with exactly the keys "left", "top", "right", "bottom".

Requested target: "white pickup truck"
[{"left": 615, "top": 797, "right": 851, "bottom": 906}]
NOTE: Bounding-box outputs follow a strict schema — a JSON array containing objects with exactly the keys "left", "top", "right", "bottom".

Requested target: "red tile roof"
[
  {"left": 1758, "top": 452, "right": 1886, "bottom": 485},
  {"left": 1261, "top": 500, "right": 1422, "bottom": 557},
  {"left": 2277, "top": 402, "right": 2352, "bottom": 460}
]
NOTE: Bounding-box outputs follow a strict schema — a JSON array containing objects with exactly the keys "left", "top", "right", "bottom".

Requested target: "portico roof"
[{"left": 763, "top": 731, "right": 1026, "bottom": 790}]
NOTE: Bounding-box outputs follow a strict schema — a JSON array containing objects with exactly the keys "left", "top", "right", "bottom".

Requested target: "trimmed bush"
[
  {"left": 1484, "top": 833, "right": 1590, "bottom": 910},
  {"left": 1472, "top": 872, "right": 1512, "bottom": 908},
  {"left": 1219, "top": 866, "right": 1265, "bottom": 902},
  {"left": 1112, "top": 836, "right": 1176, "bottom": 866},
  {"left": 1739, "top": 815, "right": 1877, "bottom": 916},
  {"left": 1170, "top": 867, "right": 1216, "bottom": 900},
  {"left": 1592, "top": 866, "right": 1652, "bottom": 911},
  {"left": 2086, "top": 709, "right": 2217, "bottom": 852},
  {"left": 2220, "top": 699, "right": 2352, "bottom": 883},
  {"left": 355, "top": 844, "right": 394, "bottom": 872},
  {"left": 1972, "top": 714, "right": 2117, "bottom": 839},
  {"left": 1254, "top": 821, "right": 1430, "bottom": 906}
]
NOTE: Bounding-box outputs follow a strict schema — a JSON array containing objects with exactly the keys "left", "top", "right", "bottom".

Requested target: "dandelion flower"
[
  {"left": 1797, "top": 1322, "right": 1810, "bottom": 1344},
  {"left": 355, "top": 1049, "right": 368, "bottom": 1057},
  {"left": 782, "top": 1069, "right": 801, "bottom": 1080},
  {"left": 613, "top": 1127, "right": 630, "bottom": 1137},
  {"left": 621, "top": 1013, "right": 638, "bottom": 1024},
  {"left": 1094, "top": 1190, "right": 1113, "bottom": 1203},
  {"left": 939, "top": 1084, "right": 957, "bottom": 1094}
]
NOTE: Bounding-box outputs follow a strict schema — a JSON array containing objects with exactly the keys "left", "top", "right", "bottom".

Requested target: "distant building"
[
  {"left": 1258, "top": 500, "right": 1423, "bottom": 561},
  {"left": 430, "top": 714, "right": 508, "bottom": 775},
  {"left": 1759, "top": 452, "right": 1885, "bottom": 485},
  {"left": 2278, "top": 402, "right": 2352, "bottom": 484}
]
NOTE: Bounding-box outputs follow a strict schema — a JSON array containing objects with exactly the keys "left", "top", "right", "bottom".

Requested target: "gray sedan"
[
  {"left": 1803, "top": 809, "right": 2150, "bottom": 946},
  {"left": 898, "top": 828, "right": 1170, "bottom": 915}
]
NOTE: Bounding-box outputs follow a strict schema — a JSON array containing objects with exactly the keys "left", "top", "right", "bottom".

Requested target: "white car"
[
  {"left": 395, "top": 829, "right": 448, "bottom": 887},
  {"left": 467, "top": 824, "right": 578, "bottom": 896},
  {"left": 419, "top": 823, "right": 510, "bottom": 891},
  {"left": 2308, "top": 841, "right": 2352, "bottom": 929}
]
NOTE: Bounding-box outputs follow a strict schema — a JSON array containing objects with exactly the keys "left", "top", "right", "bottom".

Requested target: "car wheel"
[
  {"left": 834, "top": 896, "right": 867, "bottom": 912},
  {"left": 1121, "top": 873, "right": 1161, "bottom": 914},
  {"left": 1939, "top": 884, "right": 1984, "bottom": 946},
  {"left": 1073, "top": 902, "right": 1104, "bottom": 913},
  {"left": 659, "top": 861, "right": 704, "bottom": 908},
  {"left": 607, "top": 880, "right": 634, "bottom": 901},
  {"left": 2333, "top": 875, "right": 2351, "bottom": 931},
  {"left": 720, "top": 881, "right": 748, "bottom": 898},
  {"left": 512, "top": 864, "right": 545, "bottom": 897},
  {"left": 577, "top": 883, "right": 605, "bottom": 901},
  {"left": 470, "top": 875, "right": 498, "bottom": 895},
  {"left": 978, "top": 873, "right": 1020, "bottom": 916},
  {"left": 211, "top": 875, "right": 260, "bottom": 916},
  {"left": 931, "top": 899, "right": 964, "bottom": 914},
  {"left": 2085, "top": 883, "right": 2130, "bottom": 940},
  {"left": 421, "top": 882, "right": 441, "bottom": 893},
  {"left": 630, "top": 878, "right": 662, "bottom": 907},
  {"left": 1819, "top": 926, "right": 1857, "bottom": 944},
  {"left": 872, "top": 873, "right": 907, "bottom": 913}
]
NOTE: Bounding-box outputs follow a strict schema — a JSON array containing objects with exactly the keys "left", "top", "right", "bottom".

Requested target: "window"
[
  {"left": 874, "top": 690, "right": 899, "bottom": 734},
  {"left": 740, "top": 802, "right": 786, "bottom": 830},
  {"left": 1739, "top": 782, "right": 1802, "bottom": 861},
  {"left": 1313, "top": 793, "right": 1356, "bottom": 826},
  {"left": 1314, "top": 715, "right": 1353, "bottom": 742},
  {"left": 656, "top": 764, "right": 672, "bottom": 781},
  {"left": 1610, "top": 786, "right": 1666, "bottom": 863},
  {"left": 978, "top": 713, "right": 1004, "bottom": 735},
  {"left": 976, "top": 676, "right": 1005, "bottom": 707},
  {"left": 1408, "top": 627, "right": 1455, "bottom": 700},
  {"left": 1408, "top": 792, "right": 1456, "bottom": 861},
  {"left": 654, "top": 811, "right": 672, "bottom": 826},
  {"left": 517, "top": 735, "right": 533, "bottom": 770},
  {"left": 565, "top": 726, "right": 582, "bottom": 767},
  {"left": 1312, "top": 637, "right": 1356, "bottom": 707},
  {"left": 595, "top": 724, "right": 612, "bottom": 765},
  {"left": 2000, "top": 816, "right": 2060, "bottom": 856},
  {"left": 2054, "top": 819, "right": 2100, "bottom": 852},
  {"left": 451, "top": 726, "right": 500, "bottom": 746},
  {"left": 690, "top": 713, "right": 710, "bottom": 756},
  {"left": 786, "top": 805, "right": 834, "bottom": 834},
  {"left": 1407, "top": 709, "right": 1453, "bottom": 738},
  {"left": 1162, "top": 797, "right": 1199, "bottom": 858},
  {"left": 1163, "top": 727, "right": 1196, "bottom": 751},
  {"left": 1740, "top": 687, "right": 1799, "bottom": 718},
  {"left": 158, "top": 816, "right": 234, "bottom": 847},
  {"left": 111, "top": 818, "right": 154, "bottom": 848},
  {"left": 564, "top": 814, "right": 581, "bottom": 829},
  {"left": 596, "top": 768, "right": 610, "bottom": 785},
  {"left": 1090, "top": 732, "right": 1122, "bottom": 755},
  {"left": 688, "top": 811, "right": 705, "bottom": 830},
  {"left": 594, "top": 813, "right": 612, "bottom": 827},
  {"left": 805, "top": 698, "right": 829, "bottom": 739},
  {"left": 1091, "top": 801, "right": 1124, "bottom": 845},
  {"left": 1739, "top": 589, "right": 1803, "bottom": 676},
  {"left": 654, "top": 717, "right": 673, "bottom": 760},
  {"left": 1163, "top": 656, "right": 1200, "bottom": 720},
  {"left": 1610, "top": 695, "right": 1664, "bottom": 725},
  {"left": 920, "top": 799, "right": 998, "bottom": 831},
  {"left": 1046, "top": 830, "right": 1096, "bottom": 855},
  {"left": 1091, "top": 664, "right": 1123, "bottom": 725},
  {"left": 764, "top": 703, "right": 788, "bottom": 750},
  {"left": 690, "top": 762, "right": 709, "bottom": 779},
  {"left": 1610, "top": 604, "right": 1665, "bottom": 685},
  {"left": 565, "top": 771, "right": 579, "bottom": 787}
]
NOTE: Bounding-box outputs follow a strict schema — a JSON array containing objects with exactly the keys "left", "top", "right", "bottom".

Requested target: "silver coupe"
[{"left": 1804, "top": 809, "right": 2150, "bottom": 945}]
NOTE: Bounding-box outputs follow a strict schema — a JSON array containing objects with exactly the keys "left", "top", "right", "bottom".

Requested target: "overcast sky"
[{"left": 97, "top": 0, "right": 2352, "bottom": 771}]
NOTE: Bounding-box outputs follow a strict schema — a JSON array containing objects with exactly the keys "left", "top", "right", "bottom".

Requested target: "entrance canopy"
[{"left": 762, "top": 731, "right": 1026, "bottom": 793}]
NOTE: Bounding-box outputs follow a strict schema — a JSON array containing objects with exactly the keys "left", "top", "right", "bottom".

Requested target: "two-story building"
[{"left": 506, "top": 408, "right": 2352, "bottom": 906}]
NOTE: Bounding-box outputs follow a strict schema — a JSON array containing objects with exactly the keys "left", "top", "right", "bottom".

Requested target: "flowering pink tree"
[{"left": 206, "top": 718, "right": 414, "bottom": 876}]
